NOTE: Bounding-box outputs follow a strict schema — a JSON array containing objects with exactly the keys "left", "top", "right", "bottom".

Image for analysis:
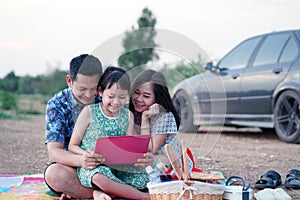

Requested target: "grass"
[
  {"left": 19, "top": 109, "right": 43, "bottom": 115},
  {"left": 0, "top": 111, "right": 14, "bottom": 119},
  {"left": 0, "top": 94, "right": 46, "bottom": 120},
  {"left": 0, "top": 111, "right": 26, "bottom": 120}
]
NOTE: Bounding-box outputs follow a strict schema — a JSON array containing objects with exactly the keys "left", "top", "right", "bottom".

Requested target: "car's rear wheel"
[
  {"left": 173, "top": 90, "right": 199, "bottom": 133},
  {"left": 274, "top": 90, "right": 300, "bottom": 143}
]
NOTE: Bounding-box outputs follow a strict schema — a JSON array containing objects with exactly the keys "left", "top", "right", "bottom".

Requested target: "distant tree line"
[{"left": 0, "top": 69, "right": 67, "bottom": 95}]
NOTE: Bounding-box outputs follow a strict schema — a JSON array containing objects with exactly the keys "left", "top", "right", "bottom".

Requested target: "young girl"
[
  {"left": 129, "top": 69, "right": 193, "bottom": 171},
  {"left": 69, "top": 66, "right": 150, "bottom": 200}
]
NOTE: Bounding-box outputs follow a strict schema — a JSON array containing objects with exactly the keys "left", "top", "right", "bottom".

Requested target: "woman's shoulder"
[
  {"left": 151, "top": 111, "right": 176, "bottom": 127},
  {"left": 155, "top": 111, "right": 175, "bottom": 119}
]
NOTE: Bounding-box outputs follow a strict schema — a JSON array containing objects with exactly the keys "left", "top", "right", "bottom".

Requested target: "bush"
[
  {"left": 0, "top": 111, "right": 13, "bottom": 119},
  {"left": 0, "top": 90, "right": 18, "bottom": 111}
]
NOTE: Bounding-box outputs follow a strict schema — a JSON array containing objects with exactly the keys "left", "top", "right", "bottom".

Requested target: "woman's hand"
[
  {"left": 141, "top": 103, "right": 162, "bottom": 131},
  {"left": 80, "top": 149, "right": 105, "bottom": 169},
  {"left": 142, "top": 103, "right": 161, "bottom": 119},
  {"left": 148, "top": 103, "right": 162, "bottom": 116},
  {"left": 135, "top": 152, "right": 155, "bottom": 168}
]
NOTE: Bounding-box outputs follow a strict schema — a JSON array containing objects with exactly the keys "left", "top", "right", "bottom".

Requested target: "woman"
[{"left": 129, "top": 69, "right": 192, "bottom": 170}]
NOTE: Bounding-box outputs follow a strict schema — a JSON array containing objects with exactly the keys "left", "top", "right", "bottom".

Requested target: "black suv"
[{"left": 172, "top": 30, "right": 300, "bottom": 143}]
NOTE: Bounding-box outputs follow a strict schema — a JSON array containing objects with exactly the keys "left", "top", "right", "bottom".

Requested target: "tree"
[
  {"left": 161, "top": 54, "right": 206, "bottom": 89},
  {"left": 41, "top": 69, "right": 67, "bottom": 95},
  {"left": 118, "top": 8, "right": 159, "bottom": 78},
  {"left": 0, "top": 71, "right": 19, "bottom": 92}
]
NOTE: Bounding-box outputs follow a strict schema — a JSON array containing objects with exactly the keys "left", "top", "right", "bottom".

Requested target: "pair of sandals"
[{"left": 255, "top": 169, "right": 300, "bottom": 189}]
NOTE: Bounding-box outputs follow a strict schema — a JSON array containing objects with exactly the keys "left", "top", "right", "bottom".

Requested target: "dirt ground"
[{"left": 0, "top": 102, "right": 299, "bottom": 199}]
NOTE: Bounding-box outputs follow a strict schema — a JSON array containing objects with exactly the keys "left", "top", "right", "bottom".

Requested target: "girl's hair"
[
  {"left": 129, "top": 69, "right": 180, "bottom": 130},
  {"left": 98, "top": 66, "right": 130, "bottom": 91}
]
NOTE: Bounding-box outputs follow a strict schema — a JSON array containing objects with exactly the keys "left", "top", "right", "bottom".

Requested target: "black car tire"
[
  {"left": 173, "top": 90, "right": 199, "bottom": 133},
  {"left": 274, "top": 90, "right": 300, "bottom": 143}
]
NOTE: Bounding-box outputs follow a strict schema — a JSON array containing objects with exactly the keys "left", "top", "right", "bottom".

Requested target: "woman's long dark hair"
[{"left": 129, "top": 69, "right": 180, "bottom": 130}]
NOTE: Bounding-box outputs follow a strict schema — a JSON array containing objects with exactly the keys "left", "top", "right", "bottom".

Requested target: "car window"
[
  {"left": 253, "top": 34, "right": 290, "bottom": 66},
  {"left": 218, "top": 37, "right": 260, "bottom": 70},
  {"left": 279, "top": 37, "right": 298, "bottom": 63}
]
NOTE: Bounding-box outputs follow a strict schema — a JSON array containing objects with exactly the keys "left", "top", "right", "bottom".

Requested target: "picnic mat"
[{"left": 0, "top": 174, "right": 59, "bottom": 199}]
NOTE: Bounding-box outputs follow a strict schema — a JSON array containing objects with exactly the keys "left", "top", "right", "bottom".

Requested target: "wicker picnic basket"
[{"left": 147, "top": 143, "right": 225, "bottom": 200}]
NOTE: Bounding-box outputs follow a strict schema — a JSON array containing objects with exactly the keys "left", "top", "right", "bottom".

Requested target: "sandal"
[
  {"left": 285, "top": 169, "right": 300, "bottom": 189},
  {"left": 255, "top": 170, "right": 282, "bottom": 189}
]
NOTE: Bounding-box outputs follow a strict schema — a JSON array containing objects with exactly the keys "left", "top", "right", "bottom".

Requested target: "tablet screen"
[{"left": 95, "top": 135, "right": 150, "bottom": 164}]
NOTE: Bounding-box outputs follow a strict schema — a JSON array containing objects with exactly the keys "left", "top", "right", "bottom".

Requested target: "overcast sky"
[{"left": 1, "top": 0, "right": 299, "bottom": 78}]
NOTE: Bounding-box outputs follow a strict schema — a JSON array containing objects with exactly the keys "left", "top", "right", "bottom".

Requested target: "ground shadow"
[{"left": 197, "top": 126, "right": 279, "bottom": 140}]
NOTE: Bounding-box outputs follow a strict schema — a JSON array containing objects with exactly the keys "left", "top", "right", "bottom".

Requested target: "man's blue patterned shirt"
[{"left": 45, "top": 88, "right": 101, "bottom": 150}]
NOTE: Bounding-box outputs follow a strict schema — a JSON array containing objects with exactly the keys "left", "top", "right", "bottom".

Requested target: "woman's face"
[{"left": 131, "top": 82, "right": 156, "bottom": 113}]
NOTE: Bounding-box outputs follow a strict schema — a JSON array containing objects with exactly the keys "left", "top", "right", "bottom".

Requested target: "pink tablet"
[{"left": 95, "top": 135, "right": 150, "bottom": 164}]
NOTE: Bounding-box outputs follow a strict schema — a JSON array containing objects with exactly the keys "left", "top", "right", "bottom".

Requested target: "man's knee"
[
  {"left": 45, "top": 163, "right": 62, "bottom": 182},
  {"left": 45, "top": 163, "right": 74, "bottom": 190},
  {"left": 45, "top": 163, "right": 93, "bottom": 198}
]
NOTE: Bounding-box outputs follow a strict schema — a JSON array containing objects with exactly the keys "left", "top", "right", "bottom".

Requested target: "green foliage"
[
  {"left": 41, "top": 69, "right": 67, "bottom": 95},
  {"left": 18, "top": 94, "right": 44, "bottom": 115},
  {"left": 118, "top": 8, "right": 159, "bottom": 78},
  {"left": 0, "top": 90, "right": 18, "bottom": 111},
  {"left": 0, "top": 71, "right": 19, "bottom": 92},
  {"left": 160, "top": 54, "right": 206, "bottom": 89},
  {"left": 19, "top": 109, "right": 42, "bottom": 115},
  {"left": 18, "top": 75, "right": 36, "bottom": 94},
  {"left": 0, "top": 111, "right": 14, "bottom": 119},
  {"left": 0, "top": 69, "right": 67, "bottom": 95},
  {"left": 0, "top": 93, "right": 45, "bottom": 120}
]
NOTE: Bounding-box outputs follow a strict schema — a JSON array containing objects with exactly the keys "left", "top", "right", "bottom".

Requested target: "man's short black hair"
[{"left": 69, "top": 54, "right": 102, "bottom": 81}]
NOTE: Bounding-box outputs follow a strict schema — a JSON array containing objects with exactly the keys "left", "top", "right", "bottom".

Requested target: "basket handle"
[
  {"left": 165, "top": 144, "right": 182, "bottom": 180},
  {"left": 181, "top": 142, "right": 190, "bottom": 181}
]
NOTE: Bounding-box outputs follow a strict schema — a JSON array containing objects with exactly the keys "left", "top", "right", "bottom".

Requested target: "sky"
[{"left": 0, "top": 0, "right": 300, "bottom": 78}]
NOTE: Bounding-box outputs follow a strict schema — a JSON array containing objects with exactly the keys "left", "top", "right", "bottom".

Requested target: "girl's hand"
[
  {"left": 80, "top": 149, "right": 105, "bottom": 169},
  {"left": 135, "top": 152, "right": 155, "bottom": 168}
]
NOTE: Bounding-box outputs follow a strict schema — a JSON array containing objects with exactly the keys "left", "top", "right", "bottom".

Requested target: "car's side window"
[
  {"left": 279, "top": 37, "right": 298, "bottom": 63},
  {"left": 218, "top": 37, "right": 260, "bottom": 70},
  {"left": 253, "top": 34, "right": 290, "bottom": 66}
]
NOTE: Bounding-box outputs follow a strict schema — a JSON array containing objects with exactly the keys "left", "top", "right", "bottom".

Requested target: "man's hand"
[{"left": 80, "top": 149, "right": 105, "bottom": 169}]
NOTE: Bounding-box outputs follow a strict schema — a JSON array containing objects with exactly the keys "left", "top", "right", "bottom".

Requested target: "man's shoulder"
[
  {"left": 47, "top": 88, "right": 72, "bottom": 110},
  {"left": 47, "top": 88, "right": 72, "bottom": 104}
]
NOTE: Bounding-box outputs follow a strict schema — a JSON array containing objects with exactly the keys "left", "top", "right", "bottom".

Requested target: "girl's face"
[
  {"left": 131, "top": 82, "right": 156, "bottom": 113},
  {"left": 100, "top": 83, "right": 128, "bottom": 117}
]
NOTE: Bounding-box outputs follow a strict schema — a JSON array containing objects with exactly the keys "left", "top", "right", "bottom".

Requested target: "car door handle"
[
  {"left": 231, "top": 73, "right": 240, "bottom": 79},
  {"left": 273, "top": 68, "right": 283, "bottom": 74}
]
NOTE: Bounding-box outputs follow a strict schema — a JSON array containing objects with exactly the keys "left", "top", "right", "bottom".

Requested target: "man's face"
[{"left": 69, "top": 74, "right": 100, "bottom": 105}]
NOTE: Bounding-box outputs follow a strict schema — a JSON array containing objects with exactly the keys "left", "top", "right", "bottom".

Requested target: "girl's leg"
[
  {"left": 93, "top": 190, "right": 112, "bottom": 200},
  {"left": 92, "top": 173, "right": 150, "bottom": 200}
]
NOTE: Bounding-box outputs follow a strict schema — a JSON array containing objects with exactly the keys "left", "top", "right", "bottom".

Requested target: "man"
[{"left": 44, "top": 54, "right": 106, "bottom": 199}]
